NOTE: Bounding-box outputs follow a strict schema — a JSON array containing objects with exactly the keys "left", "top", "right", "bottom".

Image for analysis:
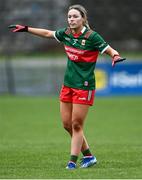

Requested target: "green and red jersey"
[{"left": 54, "top": 26, "right": 109, "bottom": 90}]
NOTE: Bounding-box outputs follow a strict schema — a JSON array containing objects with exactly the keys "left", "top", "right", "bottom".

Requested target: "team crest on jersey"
[
  {"left": 81, "top": 39, "right": 86, "bottom": 46},
  {"left": 84, "top": 81, "right": 89, "bottom": 86}
]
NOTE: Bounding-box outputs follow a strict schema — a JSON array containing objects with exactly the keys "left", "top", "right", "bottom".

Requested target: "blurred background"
[{"left": 0, "top": 0, "right": 142, "bottom": 96}]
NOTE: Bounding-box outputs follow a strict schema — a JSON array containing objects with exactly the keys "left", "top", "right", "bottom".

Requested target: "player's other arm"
[
  {"left": 9, "top": 24, "right": 55, "bottom": 38},
  {"left": 104, "top": 46, "right": 126, "bottom": 67}
]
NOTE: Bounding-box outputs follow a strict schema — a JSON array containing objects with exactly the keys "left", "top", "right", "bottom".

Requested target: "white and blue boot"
[
  {"left": 66, "top": 161, "right": 76, "bottom": 169},
  {"left": 80, "top": 156, "right": 97, "bottom": 168}
]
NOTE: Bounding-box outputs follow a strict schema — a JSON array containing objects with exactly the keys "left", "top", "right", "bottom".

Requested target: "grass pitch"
[{"left": 0, "top": 96, "right": 142, "bottom": 179}]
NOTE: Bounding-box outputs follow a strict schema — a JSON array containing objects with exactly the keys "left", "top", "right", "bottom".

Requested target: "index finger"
[{"left": 8, "top": 25, "right": 16, "bottom": 29}]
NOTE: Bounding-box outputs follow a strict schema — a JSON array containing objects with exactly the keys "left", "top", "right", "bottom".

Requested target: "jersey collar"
[
  {"left": 73, "top": 26, "right": 87, "bottom": 38},
  {"left": 81, "top": 26, "right": 86, "bottom": 34}
]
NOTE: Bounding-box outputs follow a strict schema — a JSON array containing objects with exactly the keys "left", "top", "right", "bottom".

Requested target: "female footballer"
[{"left": 9, "top": 4, "right": 125, "bottom": 169}]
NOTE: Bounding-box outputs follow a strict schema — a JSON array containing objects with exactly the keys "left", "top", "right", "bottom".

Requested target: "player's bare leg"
[
  {"left": 60, "top": 102, "right": 72, "bottom": 134},
  {"left": 71, "top": 104, "right": 89, "bottom": 156},
  {"left": 71, "top": 104, "right": 97, "bottom": 168},
  {"left": 60, "top": 102, "right": 96, "bottom": 167},
  {"left": 60, "top": 102, "right": 90, "bottom": 152}
]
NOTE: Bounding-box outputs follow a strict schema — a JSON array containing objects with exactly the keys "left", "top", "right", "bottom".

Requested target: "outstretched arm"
[
  {"left": 104, "top": 46, "right": 126, "bottom": 67},
  {"left": 28, "top": 27, "right": 55, "bottom": 38},
  {"left": 9, "top": 24, "right": 55, "bottom": 38}
]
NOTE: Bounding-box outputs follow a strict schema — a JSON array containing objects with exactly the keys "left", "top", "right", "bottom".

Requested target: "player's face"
[{"left": 68, "top": 9, "right": 84, "bottom": 30}]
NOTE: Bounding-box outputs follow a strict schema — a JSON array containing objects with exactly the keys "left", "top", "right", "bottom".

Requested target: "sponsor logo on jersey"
[
  {"left": 65, "top": 37, "right": 71, "bottom": 41},
  {"left": 65, "top": 46, "right": 84, "bottom": 55},
  {"left": 64, "top": 45, "right": 99, "bottom": 62},
  {"left": 66, "top": 52, "right": 78, "bottom": 61}
]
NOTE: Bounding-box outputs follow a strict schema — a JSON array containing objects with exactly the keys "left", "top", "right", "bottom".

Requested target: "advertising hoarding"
[{"left": 95, "top": 61, "right": 142, "bottom": 96}]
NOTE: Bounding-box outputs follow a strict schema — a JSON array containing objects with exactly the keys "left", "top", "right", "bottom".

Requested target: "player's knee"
[
  {"left": 72, "top": 120, "right": 82, "bottom": 132},
  {"left": 63, "top": 122, "right": 72, "bottom": 132}
]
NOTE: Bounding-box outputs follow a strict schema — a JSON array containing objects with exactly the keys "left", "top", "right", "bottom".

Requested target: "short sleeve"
[
  {"left": 91, "top": 32, "right": 109, "bottom": 54},
  {"left": 54, "top": 28, "right": 66, "bottom": 42}
]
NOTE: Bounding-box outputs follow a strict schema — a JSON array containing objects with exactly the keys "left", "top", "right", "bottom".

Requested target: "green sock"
[
  {"left": 82, "top": 149, "right": 92, "bottom": 156},
  {"left": 70, "top": 155, "right": 78, "bottom": 163}
]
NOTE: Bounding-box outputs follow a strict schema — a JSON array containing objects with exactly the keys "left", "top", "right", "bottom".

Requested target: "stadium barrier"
[{"left": 0, "top": 59, "right": 142, "bottom": 96}]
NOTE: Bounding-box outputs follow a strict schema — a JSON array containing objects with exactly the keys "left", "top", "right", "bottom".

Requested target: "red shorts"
[{"left": 60, "top": 85, "right": 95, "bottom": 106}]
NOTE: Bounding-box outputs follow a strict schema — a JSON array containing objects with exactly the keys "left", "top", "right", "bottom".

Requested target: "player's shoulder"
[
  {"left": 86, "top": 29, "right": 100, "bottom": 39},
  {"left": 86, "top": 29, "right": 105, "bottom": 43},
  {"left": 55, "top": 27, "right": 69, "bottom": 41},
  {"left": 56, "top": 27, "right": 67, "bottom": 34},
  {"left": 82, "top": 28, "right": 99, "bottom": 41}
]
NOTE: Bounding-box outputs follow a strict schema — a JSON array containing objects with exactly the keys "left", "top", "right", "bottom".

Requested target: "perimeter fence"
[{"left": 0, "top": 58, "right": 142, "bottom": 96}]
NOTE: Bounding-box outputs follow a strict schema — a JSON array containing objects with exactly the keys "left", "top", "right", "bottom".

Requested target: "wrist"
[
  {"left": 113, "top": 54, "right": 120, "bottom": 58},
  {"left": 25, "top": 26, "right": 28, "bottom": 32}
]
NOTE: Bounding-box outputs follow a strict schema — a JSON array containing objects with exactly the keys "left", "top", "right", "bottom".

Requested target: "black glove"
[{"left": 8, "top": 24, "right": 28, "bottom": 32}]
